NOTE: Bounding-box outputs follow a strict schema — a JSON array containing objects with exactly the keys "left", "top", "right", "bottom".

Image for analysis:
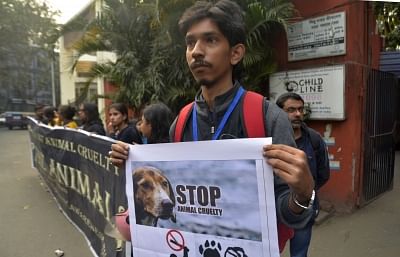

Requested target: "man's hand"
[
  {"left": 263, "top": 144, "right": 314, "bottom": 210},
  {"left": 109, "top": 141, "right": 130, "bottom": 167}
]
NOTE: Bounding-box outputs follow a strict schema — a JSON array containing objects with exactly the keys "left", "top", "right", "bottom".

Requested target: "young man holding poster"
[{"left": 110, "top": 0, "right": 314, "bottom": 252}]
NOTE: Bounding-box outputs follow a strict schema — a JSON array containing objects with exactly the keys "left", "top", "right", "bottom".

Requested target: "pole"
[{"left": 51, "top": 55, "right": 56, "bottom": 107}]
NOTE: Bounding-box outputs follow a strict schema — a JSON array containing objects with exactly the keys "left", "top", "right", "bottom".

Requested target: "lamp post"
[{"left": 50, "top": 55, "right": 56, "bottom": 107}]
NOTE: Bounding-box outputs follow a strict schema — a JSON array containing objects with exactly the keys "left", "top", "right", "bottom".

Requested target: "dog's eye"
[
  {"left": 141, "top": 181, "right": 152, "bottom": 189},
  {"left": 162, "top": 181, "right": 169, "bottom": 188}
]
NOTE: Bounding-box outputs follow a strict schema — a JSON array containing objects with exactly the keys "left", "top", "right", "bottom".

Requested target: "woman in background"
[
  {"left": 78, "top": 103, "right": 106, "bottom": 135},
  {"left": 114, "top": 102, "right": 174, "bottom": 242},
  {"left": 43, "top": 106, "right": 60, "bottom": 126},
  {"left": 107, "top": 103, "right": 142, "bottom": 144},
  {"left": 58, "top": 105, "right": 78, "bottom": 128},
  {"left": 139, "top": 102, "right": 173, "bottom": 144}
]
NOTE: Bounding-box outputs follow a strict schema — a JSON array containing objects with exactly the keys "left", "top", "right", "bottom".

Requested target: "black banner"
[{"left": 28, "top": 119, "right": 127, "bottom": 257}]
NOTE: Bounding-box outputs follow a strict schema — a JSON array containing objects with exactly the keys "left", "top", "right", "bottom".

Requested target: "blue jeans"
[{"left": 289, "top": 218, "right": 314, "bottom": 257}]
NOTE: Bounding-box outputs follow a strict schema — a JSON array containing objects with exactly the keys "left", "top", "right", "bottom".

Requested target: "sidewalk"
[
  {"left": 282, "top": 151, "right": 400, "bottom": 257},
  {"left": 0, "top": 129, "right": 93, "bottom": 257}
]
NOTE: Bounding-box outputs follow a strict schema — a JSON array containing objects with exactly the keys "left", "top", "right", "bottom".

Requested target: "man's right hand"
[{"left": 110, "top": 141, "right": 130, "bottom": 167}]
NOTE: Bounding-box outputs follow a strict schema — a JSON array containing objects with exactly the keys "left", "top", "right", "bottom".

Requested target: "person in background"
[
  {"left": 107, "top": 103, "right": 142, "bottom": 144},
  {"left": 276, "top": 92, "right": 330, "bottom": 257},
  {"left": 34, "top": 104, "right": 45, "bottom": 123},
  {"left": 78, "top": 103, "right": 106, "bottom": 135},
  {"left": 139, "top": 103, "right": 174, "bottom": 144},
  {"left": 58, "top": 105, "right": 78, "bottom": 129},
  {"left": 43, "top": 106, "right": 59, "bottom": 126},
  {"left": 114, "top": 102, "right": 174, "bottom": 242}
]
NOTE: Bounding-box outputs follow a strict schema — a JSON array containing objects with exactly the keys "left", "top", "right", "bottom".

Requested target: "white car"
[{"left": 0, "top": 113, "right": 5, "bottom": 126}]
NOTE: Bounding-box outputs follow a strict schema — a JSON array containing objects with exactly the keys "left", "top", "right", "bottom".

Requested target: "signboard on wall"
[
  {"left": 287, "top": 12, "right": 346, "bottom": 61},
  {"left": 269, "top": 65, "right": 345, "bottom": 120}
]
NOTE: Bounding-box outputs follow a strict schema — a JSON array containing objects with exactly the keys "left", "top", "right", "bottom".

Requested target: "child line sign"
[{"left": 125, "top": 138, "right": 279, "bottom": 257}]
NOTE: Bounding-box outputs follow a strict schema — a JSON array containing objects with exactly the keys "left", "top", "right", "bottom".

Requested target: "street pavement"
[
  {"left": 0, "top": 127, "right": 93, "bottom": 257},
  {"left": 282, "top": 150, "right": 400, "bottom": 257},
  {"left": 0, "top": 127, "right": 399, "bottom": 257}
]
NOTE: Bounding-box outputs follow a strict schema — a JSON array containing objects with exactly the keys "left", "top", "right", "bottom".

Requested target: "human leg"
[{"left": 289, "top": 222, "right": 313, "bottom": 257}]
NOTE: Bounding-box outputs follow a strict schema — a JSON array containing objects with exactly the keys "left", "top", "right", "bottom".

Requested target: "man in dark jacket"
[{"left": 277, "top": 92, "right": 330, "bottom": 257}]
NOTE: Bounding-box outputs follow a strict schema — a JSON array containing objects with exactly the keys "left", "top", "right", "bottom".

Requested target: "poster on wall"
[
  {"left": 287, "top": 12, "right": 346, "bottom": 61},
  {"left": 125, "top": 138, "right": 279, "bottom": 257},
  {"left": 269, "top": 65, "right": 345, "bottom": 120}
]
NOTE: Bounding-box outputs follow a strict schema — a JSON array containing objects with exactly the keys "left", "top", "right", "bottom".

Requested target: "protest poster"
[
  {"left": 28, "top": 118, "right": 128, "bottom": 257},
  {"left": 125, "top": 138, "right": 279, "bottom": 257}
]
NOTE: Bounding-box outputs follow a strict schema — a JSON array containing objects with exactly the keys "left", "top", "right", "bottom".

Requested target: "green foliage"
[
  {"left": 72, "top": 0, "right": 294, "bottom": 114},
  {"left": 0, "top": 0, "right": 58, "bottom": 101},
  {"left": 374, "top": 2, "right": 400, "bottom": 50},
  {"left": 241, "top": 0, "right": 295, "bottom": 92}
]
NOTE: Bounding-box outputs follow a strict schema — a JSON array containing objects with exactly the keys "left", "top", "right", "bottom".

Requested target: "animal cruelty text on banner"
[
  {"left": 125, "top": 138, "right": 279, "bottom": 257},
  {"left": 27, "top": 118, "right": 129, "bottom": 257}
]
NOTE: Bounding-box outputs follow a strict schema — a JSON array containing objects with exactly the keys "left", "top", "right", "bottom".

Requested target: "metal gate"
[{"left": 361, "top": 68, "right": 398, "bottom": 204}]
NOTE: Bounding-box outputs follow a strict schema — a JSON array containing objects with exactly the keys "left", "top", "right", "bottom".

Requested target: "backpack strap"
[
  {"left": 174, "top": 102, "right": 194, "bottom": 142},
  {"left": 243, "top": 91, "right": 266, "bottom": 137},
  {"left": 174, "top": 91, "right": 293, "bottom": 253}
]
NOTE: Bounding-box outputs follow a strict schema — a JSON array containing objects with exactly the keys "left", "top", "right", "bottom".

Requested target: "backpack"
[{"left": 174, "top": 90, "right": 294, "bottom": 253}]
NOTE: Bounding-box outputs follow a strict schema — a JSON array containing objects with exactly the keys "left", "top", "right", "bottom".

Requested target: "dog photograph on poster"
[{"left": 130, "top": 159, "right": 263, "bottom": 242}]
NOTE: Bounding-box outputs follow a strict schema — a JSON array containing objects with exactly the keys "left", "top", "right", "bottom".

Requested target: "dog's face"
[{"left": 133, "top": 166, "right": 176, "bottom": 224}]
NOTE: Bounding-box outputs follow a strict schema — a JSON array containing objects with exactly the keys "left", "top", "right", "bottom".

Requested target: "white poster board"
[
  {"left": 287, "top": 12, "right": 346, "bottom": 61},
  {"left": 269, "top": 65, "right": 345, "bottom": 120},
  {"left": 125, "top": 138, "right": 279, "bottom": 257}
]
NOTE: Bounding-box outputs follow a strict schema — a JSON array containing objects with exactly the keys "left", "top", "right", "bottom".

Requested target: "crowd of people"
[
  {"left": 32, "top": 1, "right": 330, "bottom": 256},
  {"left": 33, "top": 101, "right": 172, "bottom": 147}
]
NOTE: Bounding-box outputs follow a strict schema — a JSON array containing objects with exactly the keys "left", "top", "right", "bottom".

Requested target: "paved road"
[
  {"left": 0, "top": 127, "right": 399, "bottom": 257},
  {"left": 0, "top": 127, "right": 93, "bottom": 257},
  {"left": 282, "top": 151, "right": 400, "bottom": 257}
]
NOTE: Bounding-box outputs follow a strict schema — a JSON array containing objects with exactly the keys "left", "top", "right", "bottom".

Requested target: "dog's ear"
[
  {"left": 170, "top": 211, "right": 176, "bottom": 223},
  {"left": 166, "top": 177, "right": 176, "bottom": 223},
  {"left": 132, "top": 169, "right": 142, "bottom": 192},
  {"left": 167, "top": 178, "right": 175, "bottom": 205}
]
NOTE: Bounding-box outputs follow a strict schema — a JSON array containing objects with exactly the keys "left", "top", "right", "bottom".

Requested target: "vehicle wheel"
[{"left": 8, "top": 126, "right": 12, "bottom": 130}]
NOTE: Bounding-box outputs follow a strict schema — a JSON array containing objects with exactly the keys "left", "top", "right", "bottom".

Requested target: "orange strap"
[
  {"left": 173, "top": 91, "right": 293, "bottom": 252},
  {"left": 243, "top": 91, "right": 265, "bottom": 138},
  {"left": 174, "top": 102, "right": 194, "bottom": 142}
]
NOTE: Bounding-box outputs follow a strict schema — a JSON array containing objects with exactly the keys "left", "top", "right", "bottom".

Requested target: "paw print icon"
[{"left": 199, "top": 240, "right": 222, "bottom": 257}]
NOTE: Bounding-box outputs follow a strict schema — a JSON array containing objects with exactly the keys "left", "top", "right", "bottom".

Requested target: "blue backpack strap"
[
  {"left": 243, "top": 91, "right": 266, "bottom": 137},
  {"left": 174, "top": 102, "right": 194, "bottom": 142}
]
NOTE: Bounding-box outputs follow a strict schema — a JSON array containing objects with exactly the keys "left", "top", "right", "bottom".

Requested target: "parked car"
[{"left": 4, "top": 111, "right": 34, "bottom": 130}]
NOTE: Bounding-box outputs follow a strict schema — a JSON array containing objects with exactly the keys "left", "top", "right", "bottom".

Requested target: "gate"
[{"left": 361, "top": 68, "right": 398, "bottom": 204}]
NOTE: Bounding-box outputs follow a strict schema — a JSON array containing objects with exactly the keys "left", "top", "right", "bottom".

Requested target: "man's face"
[
  {"left": 185, "top": 18, "right": 236, "bottom": 88},
  {"left": 282, "top": 99, "right": 304, "bottom": 129}
]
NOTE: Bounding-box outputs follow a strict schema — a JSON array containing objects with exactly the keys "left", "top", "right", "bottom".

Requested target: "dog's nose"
[{"left": 161, "top": 199, "right": 174, "bottom": 210}]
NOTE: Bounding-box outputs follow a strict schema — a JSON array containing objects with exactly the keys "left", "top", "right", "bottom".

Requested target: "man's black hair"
[
  {"left": 59, "top": 105, "right": 76, "bottom": 121},
  {"left": 275, "top": 92, "right": 305, "bottom": 108},
  {"left": 178, "top": 0, "right": 246, "bottom": 80},
  {"left": 178, "top": 0, "right": 246, "bottom": 46}
]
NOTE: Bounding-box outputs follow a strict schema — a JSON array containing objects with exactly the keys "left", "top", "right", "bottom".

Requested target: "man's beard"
[
  {"left": 291, "top": 119, "right": 302, "bottom": 128},
  {"left": 196, "top": 78, "right": 217, "bottom": 88}
]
